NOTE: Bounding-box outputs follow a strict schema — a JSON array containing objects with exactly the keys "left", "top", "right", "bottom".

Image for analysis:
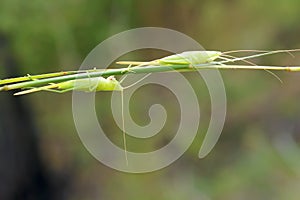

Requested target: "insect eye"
[{"left": 107, "top": 76, "right": 116, "bottom": 81}]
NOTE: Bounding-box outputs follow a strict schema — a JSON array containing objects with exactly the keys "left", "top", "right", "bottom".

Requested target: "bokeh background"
[{"left": 1, "top": 0, "right": 300, "bottom": 199}]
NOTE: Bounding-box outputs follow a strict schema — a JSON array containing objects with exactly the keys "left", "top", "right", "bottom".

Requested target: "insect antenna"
[
  {"left": 222, "top": 49, "right": 300, "bottom": 59},
  {"left": 220, "top": 53, "right": 283, "bottom": 83},
  {"left": 123, "top": 73, "right": 152, "bottom": 90},
  {"left": 223, "top": 49, "right": 269, "bottom": 54},
  {"left": 219, "top": 54, "right": 256, "bottom": 65}
]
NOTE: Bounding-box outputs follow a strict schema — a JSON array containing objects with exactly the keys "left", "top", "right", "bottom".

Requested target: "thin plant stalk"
[{"left": 1, "top": 64, "right": 300, "bottom": 92}]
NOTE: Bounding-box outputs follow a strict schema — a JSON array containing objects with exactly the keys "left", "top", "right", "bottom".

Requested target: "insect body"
[
  {"left": 116, "top": 51, "right": 222, "bottom": 66},
  {"left": 157, "top": 51, "right": 222, "bottom": 65},
  {"left": 14, "top": 76, "right": 123, "bottom": 95}
]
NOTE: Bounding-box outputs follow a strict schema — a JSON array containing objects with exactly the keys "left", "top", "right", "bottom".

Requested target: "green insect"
[
  {"left": 152, "top": 51, "right": 223, "bottom": 65},
  {"left": 117, "top": 49, "right": 300, "bottom": 82},
  {"left": 117, "top": 51, "right": 223, "bottom": 66},
  {"left": 14, "top": 75, "right": 123, "bottom": 96},
  {"left": 117, "top": 49, "right": 300, "bottom": 68}
]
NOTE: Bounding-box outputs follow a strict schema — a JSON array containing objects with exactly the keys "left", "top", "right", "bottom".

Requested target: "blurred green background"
[{"left": 0, "top": 0, "right": 300, "bottom": 199}]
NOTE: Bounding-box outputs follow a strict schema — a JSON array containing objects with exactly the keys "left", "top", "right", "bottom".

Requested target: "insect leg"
[
  {"left": 14, "top": 84, "right": 59, "bottom": 95},
  {"left": 81, "top": 71, "right": 99, "bottom": 92},
  {"left": 42, "top": 88, "right": 75, "bottom": 93},
  {"left": 26, "top": 74, "right": 38, "bottom": 81}
]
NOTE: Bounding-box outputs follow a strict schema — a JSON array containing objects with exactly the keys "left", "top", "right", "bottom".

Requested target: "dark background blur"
[{"left": 1, "top": 0, "right": 300, "bottom": 199}]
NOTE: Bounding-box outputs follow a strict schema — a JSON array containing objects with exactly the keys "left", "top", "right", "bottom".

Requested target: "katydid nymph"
[
  {"left": 13, "top": 75, "right": 123, "bottom": 95},
  {"left": 116, "top": 51, "right": 223, "bottom": 67},
  {"left": 117, "top": 49, "right": 300, "bottom": 67}
]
